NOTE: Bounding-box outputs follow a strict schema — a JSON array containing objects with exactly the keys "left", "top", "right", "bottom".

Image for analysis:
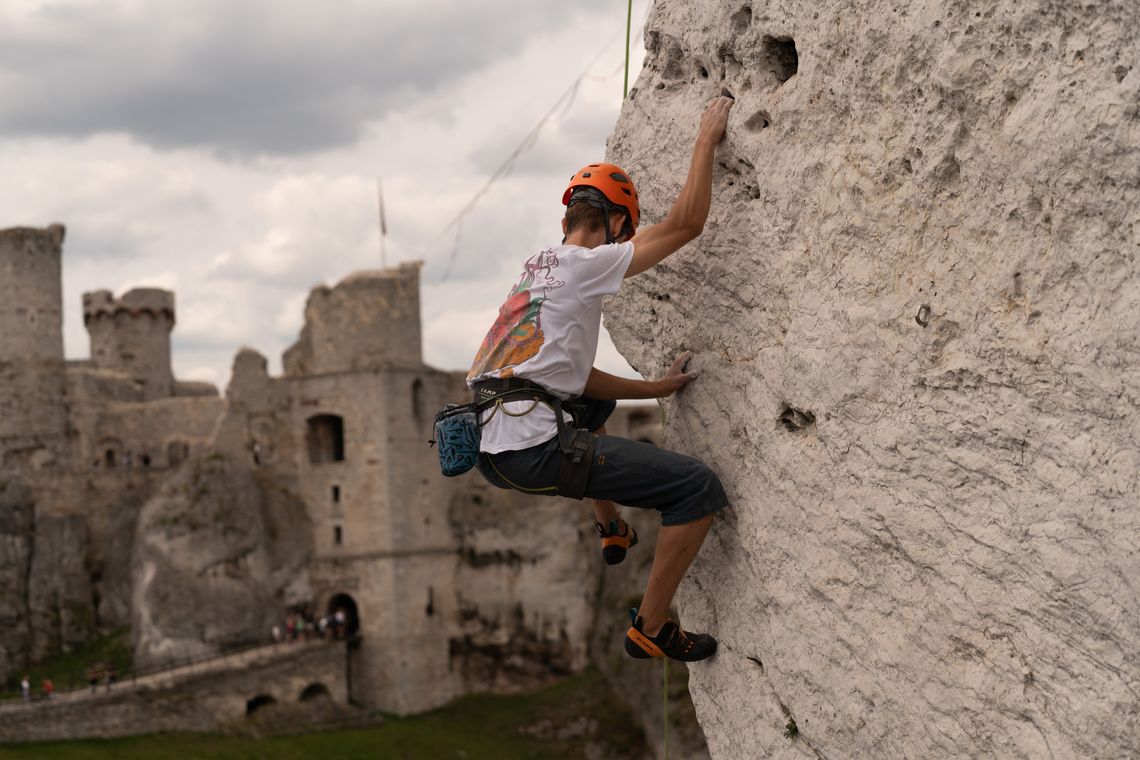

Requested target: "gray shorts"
[{"left": 475, "top": 398, "right": 729, "bottom": 526}]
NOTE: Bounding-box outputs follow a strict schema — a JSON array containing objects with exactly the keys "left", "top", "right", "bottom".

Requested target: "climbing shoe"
[
  {"left": 624, "top": 616, "right": 717, "bottom": 662},
  {"left": 596, "top": 519, "right": 638, "bottom": 565}
]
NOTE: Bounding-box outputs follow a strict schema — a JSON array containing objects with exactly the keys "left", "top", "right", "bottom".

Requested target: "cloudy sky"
[{"left": 1, "top": 0, "right": 651, "bottom": 387}]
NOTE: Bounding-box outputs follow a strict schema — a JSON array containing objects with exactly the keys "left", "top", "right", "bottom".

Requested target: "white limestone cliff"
[{"left": 605, "top": 0, "right": 1139, "bottom": 757}]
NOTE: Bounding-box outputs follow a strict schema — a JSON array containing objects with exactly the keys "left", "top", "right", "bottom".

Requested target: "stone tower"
[
  {"left": 82, "top": 288, "right": 175, "bottom": 400},
  {"left": 0, "top": 225, "right": 69, "bottom": 471},
  {"left": 285, "top": 262, "right": 461, "bottom": 714}
]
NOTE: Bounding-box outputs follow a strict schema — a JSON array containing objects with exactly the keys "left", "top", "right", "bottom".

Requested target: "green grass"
[
  {"left": 2, "top": 629, "right": 132, "bottom": 699},
  {"left": 0, "top": 667, "right": 646, "bottom": 760}
]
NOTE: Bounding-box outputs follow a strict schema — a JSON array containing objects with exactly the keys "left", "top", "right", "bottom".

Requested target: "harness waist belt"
[{"left": 471, "top": 378, "right": 595, "bottom": 501}]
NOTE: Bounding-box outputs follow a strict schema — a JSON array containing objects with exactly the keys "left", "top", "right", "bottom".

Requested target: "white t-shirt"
[{"left": 466, "top": 242, "right": 634, "bottom": 453}]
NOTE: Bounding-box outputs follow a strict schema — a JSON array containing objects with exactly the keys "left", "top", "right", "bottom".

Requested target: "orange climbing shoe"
[
  {"left": 596, "top": 519, "right": 638, "bottom": 565},
  {"left": 624, "top": 616, "right": 717, "bottom": 662}
]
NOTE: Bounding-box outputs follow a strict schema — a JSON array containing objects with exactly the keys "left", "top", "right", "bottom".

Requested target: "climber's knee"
[
  {"left": 585, "top": 437, "right": 729, "bottom": 526},
  {"left": 659, "top": 458, "right": 729, "bottom": 527}
]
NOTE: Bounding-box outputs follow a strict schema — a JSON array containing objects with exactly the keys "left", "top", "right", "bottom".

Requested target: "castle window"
[
  {"left": 306, "top": 414, "right": 345, "bottom": 463},
  {"left": 332, "top": 485, "right": 341, "bottom": 503},
  {"left": 333, "top": 525, "right": 343, "bottom": 546},
  {"left": 99, "top": 438, "right": 124, "bottom": 468}
]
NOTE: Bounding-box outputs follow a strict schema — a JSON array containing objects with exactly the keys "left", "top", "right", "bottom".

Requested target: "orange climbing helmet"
[{"left": 562, "top": 163, "right": 640, "bottom": 240}]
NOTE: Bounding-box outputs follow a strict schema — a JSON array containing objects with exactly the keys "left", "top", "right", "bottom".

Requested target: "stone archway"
[
  {"left": 246, "top": 694, "right": 277, "bottom": 715},
  {"left": 299, "top": 682, "right": 330, "bottom": 702},
  {"left": 326, "top": 593, "right": 360, "bottom": 638}
]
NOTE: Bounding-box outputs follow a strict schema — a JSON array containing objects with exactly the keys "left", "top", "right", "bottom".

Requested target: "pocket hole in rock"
[
  {"left": 732, "top": 5, "right": 752, "bottom": 32},
  {"left": 915, "top": 303, "right": 931, "bottom": 327},
  {"left": 779, "top": 405, "right": 815, "bottom": 432},
  {"left": 744, "top": 110, "right": 771, "bottom": 131},
  {"left": 761, "top": 36, "right": 798, "bottom": 84}
]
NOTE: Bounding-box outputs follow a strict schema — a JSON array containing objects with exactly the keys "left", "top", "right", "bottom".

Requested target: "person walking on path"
[
  {"left": 466, "top": 94, "right": 735, "bottom": 662},
  {"left": 20, "top": 674, "right": 30, "bottom": 703}
]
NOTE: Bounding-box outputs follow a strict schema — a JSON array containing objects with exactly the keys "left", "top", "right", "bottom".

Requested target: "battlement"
[
  {"left": 83, "top": 288, "right": 175, "bottom": 326},
  {"left": 0, "top": 224, "right": 66, "bottom": 250},
  {"left": 83, "top": 288, "right": 176, "bottom": 400}
]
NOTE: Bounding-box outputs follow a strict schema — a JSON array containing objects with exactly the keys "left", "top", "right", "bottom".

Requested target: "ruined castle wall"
[
  {"left": 83, "top": 288, "right": 175, "bottom": 401},
  {"left": 283, "top": 263, "right": 424, "bottom": 376},
  {"left": 214, "top": 348, "right": 296, "bottom": 470},
  {"left": 604, "top": 1, "right": 1140, "bottom": 757},
  {"left": 0, "top": 226, "right": 69, "bottom": 472},
  {"left": 85, "top": 397, "right": 225, "bottom": 471}
]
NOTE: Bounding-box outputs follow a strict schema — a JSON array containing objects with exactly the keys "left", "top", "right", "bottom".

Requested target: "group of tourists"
[
  {"left": 271, "top": 604, "right": 351, "bottom": 643},
  {"left": 17, "top": 675, "right": 52, "bottom": 703}
]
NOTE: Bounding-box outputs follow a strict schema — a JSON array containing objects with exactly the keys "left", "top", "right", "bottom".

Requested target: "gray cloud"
[{"left": 0, "top": 0, "right": 612, "bottom": 156}]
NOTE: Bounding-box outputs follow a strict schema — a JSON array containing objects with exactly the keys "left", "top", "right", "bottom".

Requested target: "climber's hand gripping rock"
[
  {"left": 655, "top": 350, "right": 699, "bottom": 397},
  {"left": 698, "top": 95, "right": 734, "bottom": 146}
]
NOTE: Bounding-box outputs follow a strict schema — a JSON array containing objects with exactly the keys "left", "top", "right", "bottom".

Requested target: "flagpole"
[{"left": 377, "top": 178, "right": 388, "bottom": 269}]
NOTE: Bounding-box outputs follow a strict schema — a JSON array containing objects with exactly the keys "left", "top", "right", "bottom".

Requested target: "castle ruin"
[{"left": 0, "top": 223, "right": 662, "bottom": 728}]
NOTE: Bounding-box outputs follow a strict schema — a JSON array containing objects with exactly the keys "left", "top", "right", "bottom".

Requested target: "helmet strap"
[
  {"left": 566, "top": 188, "right": 630, "bottom": 245},
  {"left": 602, "top": 206, "right": 616, "bottom": 245}
]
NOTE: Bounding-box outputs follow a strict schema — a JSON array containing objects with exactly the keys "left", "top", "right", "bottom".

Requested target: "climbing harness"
[{"left": 429, "top": 378, "right": 596, "bottom": 499}]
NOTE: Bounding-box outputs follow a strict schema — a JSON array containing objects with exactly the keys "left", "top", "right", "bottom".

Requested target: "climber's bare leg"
[
  {"left": 593, "top": 498, "right": 620, "bottom": 526},
  {"left": 637, "top": 515, "right": 713, "bottom": 636},
  {"left": 590, "top": 424, "right": 623, "bottom": 529}
]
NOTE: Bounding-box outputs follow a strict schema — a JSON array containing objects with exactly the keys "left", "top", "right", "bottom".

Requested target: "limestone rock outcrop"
[
  {"left": 449, "top": 479, "right": 600, "bottom": 691},
  {"left": 131, "top": 456, "right": 313, "bottom": 664},
  {"left": 0, "top": 481, "right": 94, "bottom": 677},
  {"left": 26, "top": 515, "right": 94, "bottom": 661},
  {"left": 606, "top": 1, "right": 1139, "bottom": 757},
  {"left": 0, "top": 480, "right": 34, "bottom": 679}
]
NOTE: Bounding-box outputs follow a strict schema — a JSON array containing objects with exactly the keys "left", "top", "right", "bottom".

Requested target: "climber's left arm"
[{"left": 582, "top": 352, "right": 698, "bottom": 400}]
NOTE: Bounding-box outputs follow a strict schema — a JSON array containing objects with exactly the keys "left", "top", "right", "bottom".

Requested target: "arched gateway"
[{"left": 326, "top": 593, "right": 360, "bottom": 637}]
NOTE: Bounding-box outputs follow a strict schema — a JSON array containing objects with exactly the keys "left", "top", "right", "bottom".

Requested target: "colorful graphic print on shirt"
[{"left": 468, "top": 249, "right": 565, "bottom": 381}]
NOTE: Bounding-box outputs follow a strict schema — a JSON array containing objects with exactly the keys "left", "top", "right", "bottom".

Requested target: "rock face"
[
  {"left": 606, "top": 1, "right": 1139, "bottom": 758},
  {"left": 0, "top": 481, "right": 34, "bottom": 679},
  {"left": 26, "top": 515, "right": 94, "bottom": 661},
  {"left": 0, "top": 480, "right": 94, "bottom": 677},
  {"left": 449, "top": 478, "right": 600, "bottom": 691},
  {"left": 131, "top": 457, "right": 313, "bottom": 665}
]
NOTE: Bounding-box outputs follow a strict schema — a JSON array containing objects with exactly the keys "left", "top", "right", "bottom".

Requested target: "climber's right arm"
[{"left": 625, "top": 95, "right": 733, "bottom": 278}]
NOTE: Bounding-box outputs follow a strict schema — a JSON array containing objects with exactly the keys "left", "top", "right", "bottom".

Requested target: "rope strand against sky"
[{"left": 425, "top": 7, "right": 648, "bottom": 282}]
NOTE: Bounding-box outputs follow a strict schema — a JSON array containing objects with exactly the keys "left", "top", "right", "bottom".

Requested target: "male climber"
[{"left": 466, "top": 94, "right": 735, "bottom": 661}]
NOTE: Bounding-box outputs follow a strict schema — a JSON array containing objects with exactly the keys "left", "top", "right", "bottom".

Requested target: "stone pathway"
[{"left": 0, "top": 638, "right": 336, "bottom": 714}]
